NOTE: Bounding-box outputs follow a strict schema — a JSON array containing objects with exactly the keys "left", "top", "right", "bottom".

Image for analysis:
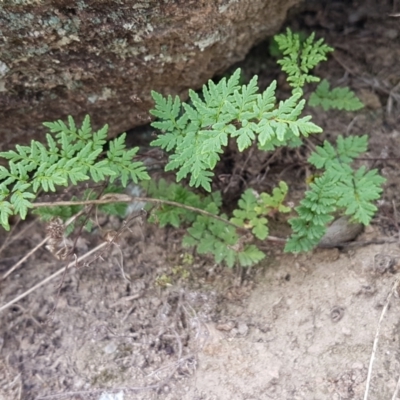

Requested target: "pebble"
[
  {"left": 319, "top": 216, "right": 363, "bottom": 248},
  {"left": 238, "top": 322, "right": 249, "bottom": 336},
  {"left": 384, "top": 29, "right": 398, "bottom": 39},
  {"left": 104, "top": 342, "right": 118, "bottom": 354}
]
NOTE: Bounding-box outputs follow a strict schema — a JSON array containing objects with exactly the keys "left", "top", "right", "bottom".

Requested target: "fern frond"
[
  {"left": 336, "top": 167, "right": 385, "bottom": 225},
  {"left": 309, "top": 135, "right": 368, "bottom": 168},
  {"left": 275, "top": 29, "right": 333, "bottom": 90},
  {"left": 309, "top": 79, "right": 364, "bottom": 111},
  {"left": 286, "top": 135, "right": 385, "bottom": 252},
  {"left": 0, "top": 115, "right": 149, "bottom": 230},
  {"left": 151, "top": 68, "right": 321, "bottom": 191},
  {"left": 231, "top": 184, "right": 291, "bottom": 240}
]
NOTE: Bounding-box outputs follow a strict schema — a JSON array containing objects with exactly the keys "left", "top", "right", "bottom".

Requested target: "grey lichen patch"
[
  {"left": 2, "top": 11, "right": 35, "bottom": 31},
  {"left": 144, "top": 54, "right": 155, "bottom": 62},
  {"left": 87, "top": 94, "right": 98, "bottom": 104},
  {"left": 0, "top": 62, "right": 10, "bottom": 77},
  {"left": 87, "top": 88, "right": 114, "bottom": 103},
  {"left": 218, "top": 0, "right": 240, "bottom": 13},
  {"left": 108, "top": 39, "right": 146, "bottom": 59},
  {"left": 1, "top": 9, "right": 81, "bottom": 63},
  {"left": 39, "top": 15, "right": 62, "bottom": 28},
  {"left": 194, "top": 32, "right": 222, "bottom": 51},
  {"left": 76, "top": 1, "right": 88, "bottom": 10}
]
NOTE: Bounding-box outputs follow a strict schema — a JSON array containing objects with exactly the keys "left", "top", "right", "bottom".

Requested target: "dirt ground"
[{"left": 2, "top": 1, "right": 400, "bottom": 399}]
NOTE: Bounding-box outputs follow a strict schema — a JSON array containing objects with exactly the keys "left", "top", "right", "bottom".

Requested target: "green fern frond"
[
  {"left": 274, "top": 29, "right": 333, "bottom": 90},
  {"left": 144, "top": 179, "right": 206, "bottom": 227},
  {"left": 151, "top": 68, "right": 321, "bottom": 191},
  {"left": 0, "top": 115, "right": 149, "bottom": 230},
  {"left": 309, "top": 79, "right": 364, "bottom": 111},
  {"left": 231, "top": 183, "right": 291, "bottom": 241},
  {"left": 286, "top": 136, "right": 385, "bottom": 252},
  {"left": 309, "top": 135, "right": 368, "bottom": 168}
]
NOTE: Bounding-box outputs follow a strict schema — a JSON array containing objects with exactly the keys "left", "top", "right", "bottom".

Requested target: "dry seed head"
[
  {"left": 46, "top": 218, "right": 64, "bottom": 239},
  {"left": 45, "top": 218, "right": 73, "bottom": 260}
]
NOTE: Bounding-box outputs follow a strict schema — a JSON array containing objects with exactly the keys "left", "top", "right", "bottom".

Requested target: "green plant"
[
  {"left": 274, "top": 28, "right": 333, "bottom": 92},
  {"left": 230, "top": 183, "right": 291, "bottom": 240},
  {"left": 0, "top": 115, "right": 149, "bottom": 230},
  {"left": 0, "top": 29, "right": 385, "bottom": 269},
  {"left": 144, "top": 179, "right": 268, "bottom": 267},
  {"left": 285, "top": 135, "right": 384, "bottom": 252},
  {"left": 148, "top": 28, "right": 384, "bottom": 258},
  {"left": 150, "top": 68, "right": 321, "bottom": 192},
  {"left": 308, "top": 79, "right": 364, "bottom": 111},
  {"left": 272, "top": 29, "right": 363, "bottom": 111}
]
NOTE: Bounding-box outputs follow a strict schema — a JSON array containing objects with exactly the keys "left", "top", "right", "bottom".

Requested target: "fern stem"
[{"left": 33, "top": 196, "right": 245, "bottom": 231}]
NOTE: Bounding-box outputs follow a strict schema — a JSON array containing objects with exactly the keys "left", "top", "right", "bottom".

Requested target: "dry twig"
[
  {"left": 0, "top": 242, "right": 108, "bottom": 314},
  {"left": 363, "top": 276, "right": 400, "bottom": 400}
]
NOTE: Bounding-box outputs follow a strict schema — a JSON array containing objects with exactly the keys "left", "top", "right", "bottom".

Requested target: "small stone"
[
  {"left": 238, "top": 322, "right": 249, "bottom": 336},
  {"left": 216, "top": 321, "right": 235, "bottom": 331},
  {"left": 341, "top": 327, "right": 351, "bottom": 336},
  {"left": 319, "top": 216, "right": 363, "bottom": 247},
  {"left": 384, "top": 29, "right": 398, "bottom": 39},
  {"left": 352, "top": 361, "right": 364, "bottom": 370},
  {"left": 104, "top": 342, "right": 118, "bottom": 354}
]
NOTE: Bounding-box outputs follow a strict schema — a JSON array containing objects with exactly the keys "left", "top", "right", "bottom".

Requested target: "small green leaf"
[
  {"left": 238, "top": 245, "right": 265, "bottom": 267},
  {"left": 309, "top": 79, "right": 364, "bottom": 111},
  {"left": 0, "top": 201, "right": 13, "bottom": 230}
]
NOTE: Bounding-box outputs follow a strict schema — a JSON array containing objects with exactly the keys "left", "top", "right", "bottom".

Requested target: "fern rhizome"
[{"left": 0, "top": 29, "right": 385, "bottom": 268}]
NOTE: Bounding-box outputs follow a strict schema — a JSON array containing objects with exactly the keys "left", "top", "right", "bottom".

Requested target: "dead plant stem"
[
  {"left": 0, "top": 242, "right": 108, "bottom": 314},
  {"left": 32, "top": 195, "right": 286, "bottom": 243},
  {"left": 1, "top": 209, "right": 86, "bottom": 281},
  {"left": 33, "top": 196, "right": 243, "bottom": 230},
  {"left": 363, "top": 277, "right": 400, "bottom": 400},
  {"left": 1, "top": 237, "right": 49, "bottom": 281}
]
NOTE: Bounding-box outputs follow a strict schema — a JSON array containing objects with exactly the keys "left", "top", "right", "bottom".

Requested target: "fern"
[
  {"left": 183, "top": 204, "right": 265, "bottom": 268},
  {"left": 148, "top": 29, "right": 384, "bottom": 259},
  {"left": 143, "top": 179, "right": 216, "bottom": 228},
  {"left": 309, "top": 79, "right": 364, "bottom": 111},
  {"left": 274, "top": 28, "right": 333, "bottom": 91},
  {"left": 231, "top": 182, "right": 291, "bottom": 240},
  {"left": 0, "top": 115, "right": 149, "bottom": 230},
  {"left": 0, "top": 28, "right": 385, "bottom": 271},
  {"left": 150, "top": 69, "right": 321, "bottom": 191},
  {"left": 144, "top": 179, "right": 271, "bottom": 268},
  {"left": 107, "top": 133, "right": 149, "bottom": 186},
  {"left": 285, "top": 135, "right": 385, "bottom": 252}
]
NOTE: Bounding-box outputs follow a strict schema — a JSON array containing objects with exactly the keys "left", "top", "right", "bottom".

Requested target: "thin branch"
[
  {"left": 32, "top": 195, "right": 286, "bottom": 243},
  {"left": 0, "top": 242, "right": 108, "bottom": 314},
  {"left": 392, "top": 373, "right": 400, "bottom": 400},
  {"left": 1, "top": 237, "right": 49, "bottom": 281},
  {"left": 0, "top": 218, "right": 33, "bottom": 257},
  {"left": 33, "top": 195, "right": 242, "bottom": 228},
  {"left": 1, "top": 209, "right": 87, "bottom": 281},
  {"left": 363, "top": 277, "right": 400, "bottom": 400}
]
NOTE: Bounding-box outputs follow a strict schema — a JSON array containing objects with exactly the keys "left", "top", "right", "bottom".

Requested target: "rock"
[
  {"left": 237, "top": 322, "right": 249, "bottom": 336},
  {"left": 318, "top": 216, "right": 364, "bottom": 248},
  {"left": 0, "top": 0, "right": 301, "bottom": 150}
]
